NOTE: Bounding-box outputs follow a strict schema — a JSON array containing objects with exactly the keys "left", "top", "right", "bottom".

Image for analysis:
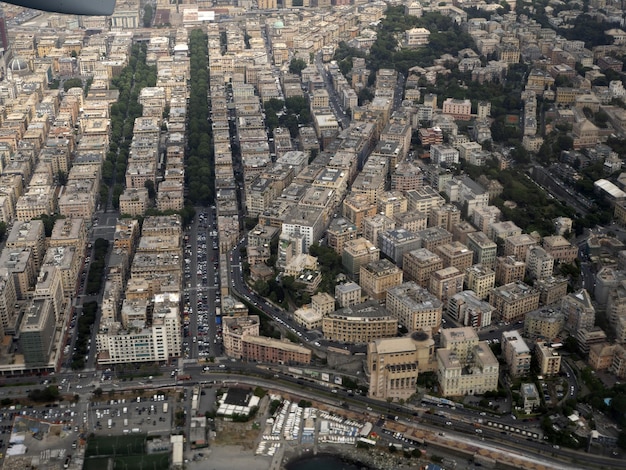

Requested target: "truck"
[
  {"left": 123, "top": 418, "right": 128, "bottom": 427},
  {"left": 163, "top": 403, "right": 168, "bottom": 413},
  {"left": 178, "top": 374, "right": 192, "bottom": 381},
  {"left": 107, "top": 419, "right": 112, "bottom": 429}
]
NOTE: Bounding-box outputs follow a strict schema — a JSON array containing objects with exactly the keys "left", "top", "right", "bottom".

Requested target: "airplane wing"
[{"left": 2, "top": 0, "right": 116, "bottom": 15}]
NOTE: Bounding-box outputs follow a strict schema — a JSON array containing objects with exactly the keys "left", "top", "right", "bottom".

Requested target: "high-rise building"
[{"left": 386, "top": 282, "right": 442, "bottom": 334}]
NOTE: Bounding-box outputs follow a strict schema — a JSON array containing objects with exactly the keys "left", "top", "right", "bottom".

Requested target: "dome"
[
  {"left": 9, "top": 57, "right": 28, "bottom": 72},
  {"left": 411, "top": 330, "right": 429, "bottom": 342},
  {"left": 273, "top": 20, "right": 284, "bottom": 29}
]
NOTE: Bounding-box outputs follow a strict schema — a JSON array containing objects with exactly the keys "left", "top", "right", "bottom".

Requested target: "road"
[{"left": 79, "top": 366, "right": 622, "bottom": 470}]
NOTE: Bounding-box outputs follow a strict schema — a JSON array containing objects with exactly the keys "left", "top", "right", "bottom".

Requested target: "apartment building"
[
  {"left": 342, "top": 238, "right": 379, "bottom": 281},
  {"left": 442, "top": 98, "right": 472, "bottom": 120},
  {"left": 562, "top": 289, "right": 595, "bottom": 333},
  {"left": 502, "top": 330, "right": 531, "bottom": 378},
  {"left": 326, "top": 217, "right": 358, "bottom": 256},
  {"left": 335, "top": 281, "right": 362, "bottom": 308},
  {"left": 495, "top": 256, "right": 526, "bottom": 285},
  {"left": 525, "top": 246, "right": 554, "bottom": 280},
  {"left": 394, "top": 211, "right": 428, "bottom": 233},
  {"left": 359, "top": 259, "right": 403, "bottom": 301},
  {"left": 490, "top": 281, "right": 540, "bottom": 322},
  {"left": 402, "top": 248, "right": 444, "bottom": 289},
  {"left": 242, "top": 336, "right": 311, "bottom": 365},
  {"left": 437, "top": 340, "right": 499, "bottom": 396},
  {"left": 6, "top": 220, "right": 46, "bottom": 272},
  {"left": 448, "top": 290, "right": 494, "bottom": 328},
  {"left": 322, "top": 301, "right": 397, "bottom": 343},
  {"left": 417, "top": 226, "right": 453, "bottom": 251},
  {"left": 429, "top": 266, "right": 464, "bottom": 306},
  {"left": 465, "top": 231, "right": 497, "bottom": 268},
  {"left": 405, "top": 186, "right": 445, "bottom": 214},
  {"left": 534, "top": 276, "right": 568, "bottom": 306},
  {"left": 535, "top": 341, "right": 562, "bottom": 376},
  {"left": 386, "top": 282, "right": 442, "bottom": 334},
  {"left": 435, "top": 242, "right": 474, "bottom": 272},
  {"left": 504, "top": 233, "right": 538, "bottom": 260},
  {"left": 524, "top": 307, "right": 566, "bottom": 341},
  {"left": 542, "top": 235, "right": 578, "bottom": 264},
  {"left": 429, "top": 204, "right": 461, "bottom": 233},
  {"left": 223, "top": 316, "right": 261, "bottom": 359},
  {"left": 465, "top": 264, "right": 496, "bottom": 300},
  {"left": 19, "top": 298, "right": 55, "bottom": 367},
  {"left": 362, "top": 214, "right": 395, "bottom": 247},
  {"left": 378, "top": 229, "right": 421, "bottom": 268},
  {"left": 342, "top": 193, "right": 377, "bottom": 232}
]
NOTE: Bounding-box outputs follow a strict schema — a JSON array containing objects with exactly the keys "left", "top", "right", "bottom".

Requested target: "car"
[{"left": 445, "top": 421, "right": 452, "bottom": 426}]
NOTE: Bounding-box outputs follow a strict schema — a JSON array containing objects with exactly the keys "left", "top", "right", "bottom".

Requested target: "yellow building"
[
  {"left": 322, "top": 301, "right": 397, "bottom": 343},
  {"left": 535, "top": 341, "right": 562, "bottom": 376},
  {"left": 367, "top": 331, "right": 435, "bottom": 401},
  {"left": 359, "top": 259, "right": 403, "bottom": 301}
]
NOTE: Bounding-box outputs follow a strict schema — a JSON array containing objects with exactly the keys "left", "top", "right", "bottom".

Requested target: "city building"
[
  {"left": 521, "top": 383, "right": 540, "bottom": 414},
  {"left": 386, "top": 282, "right": 442, "bottom": 334},
  {"left": 359, "top": 259, "right": 403, "bottom": 301},
  {"left": 448, "top": 290, "right": 494, "bottom": 328},
  {"left": 435, "top": 242, "right": 474, "bottom": 272},
  {"left": 495, "top": 256, "right": 526, "bottom": 285},
  {"left": 542, "top": 235, "right": 578, "bottom": 264},
  {"left": 342, "top": 238, "right": 380, "bottom": 282},
  {"left": 322, "top": 301, "right": 397, "bottom": 343},
  {"left": 504, "top": 234, "right": 538, "bottom": 260},
  {"left": 242, "top": 336, "right": 311, "bottom": 365},
  {"left": 402, "top": 248, "right": 444, "bottom": 289},
  {"left": 465, "top": 264, "right": 496, "bottom": 300},
  {"left": 417, "top": 226, "right": 453, "bottom": 251},
  {"left": 437, "top": 336, "right": 498, "bottom": 396},
  {"left": 6, "top": 220, "right": 46, "bottom": 272},
  {"left": 535, "top": 341, "right": 562, "bottom": 376},
  {"left": 429, "top": 266, "right": 464, "bottom": 306},
  {"left": 562, "top": 289, "right": 595, "bottom": 333},
  {"left": 442, "top": 98, "right": 472, "bottom": 120},
  {"left": 223, "top": 316, "right": 261, "bottom": 359},
  {"left": 335, "top": 282, "right": 362, "bottom": 308},
  {"left": 530, "top": 275, "right": 566, "bottom": 306},
  {"left": 378, "top": 229, "right": 421, "bottom": 268},
  {"left": 502, "top": 330, "right": 531, "bottom": 378},
  {"left": 19, "top": 299, "right": 55, "bottom": 368},
  {"left": 367, "top": 331, "right": 435, "bottom": 401},
  {"left": 465, "top": 231, "right": 497, "bottom": 268},
  {"left": 326, "top": 218, "right": 358, "bottom": 256},
  {"left": 525, "top": 246, "right": 554, "bottom": 281},
  {"left": 524, "top": 307, "right": 566, "bottom": 341},
  {"left": 489, "top": 281, "right": 540, "bottom": 322}
]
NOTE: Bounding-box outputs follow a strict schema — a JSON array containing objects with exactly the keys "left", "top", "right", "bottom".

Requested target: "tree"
[
  {"left": 288, "top": 58, "right": 307, "bottom": 76},
  {"left": 63, "top": 78, "right": 83, "bottom": 91},
  {"left": 143, "top": 4, "right": 153, "bottom": 27},
  {"left": 144, "top": 179, "right": 156, "bottom": 200}
]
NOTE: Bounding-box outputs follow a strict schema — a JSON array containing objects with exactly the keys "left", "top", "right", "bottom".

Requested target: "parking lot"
[
  {"left": 89, "top": 394, "right": 173, "bottom": 436},
  {"left": 183, "top": 209, "right": 222, "bottom": 360},
  {"left": 0, "top": 404, "right": 84, "bottom": 467}
]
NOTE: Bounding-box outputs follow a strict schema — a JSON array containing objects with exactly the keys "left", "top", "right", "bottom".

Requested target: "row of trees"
[
  {"left": 108, "top": 44, "right": 157, "bottom": 209},
  {"left": 71, "top": 301, "right": 98, "bottom": 370},
  {"left": 186, "top": 30, "right": 215, "bottom": 206},
  {"left": 85, "top": 238, "right": 110, "bottom": 295}
]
